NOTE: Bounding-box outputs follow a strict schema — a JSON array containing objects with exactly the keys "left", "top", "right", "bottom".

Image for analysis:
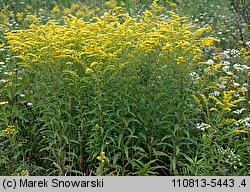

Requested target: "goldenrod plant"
[{"left": 0, "top": 0, "right": 249, "bottom": 176}]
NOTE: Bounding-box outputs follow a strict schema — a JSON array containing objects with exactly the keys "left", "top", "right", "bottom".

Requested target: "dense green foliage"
[{"left": 0, "top": 0, "right": 249, "bottom": 176}]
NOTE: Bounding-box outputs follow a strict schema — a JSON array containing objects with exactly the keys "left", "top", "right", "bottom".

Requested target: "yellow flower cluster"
[
  {"left": 209, "top": 91, "right": 242, "bottom": 112},
  {"left": 0, "top": 6, "right": 10, "bottom": 31},
  {"left": 233, "top": 129, "right": 248, "bottom": 133},
  {"left": 192, "top": 94, "right": 209, "bottom": 112},
  {"left": 6, "top": 3, "right": 217, "bottom": 77},
  {"left": 16, "top": 12, "right": 25, "bottom": 21},
  {"left": 52, "top": 7, "right": 60, "bottom": 13},
  {"left": 0, "top": 125, "right": 15, "bottom": 135},
  {"left": 165, "top": 0, "right": 177, "bottom": 8},
  {"left": 12, "top": 170, "right": 29, "bottom": 176},
  {"left": 240, "top": 47, "right": 250, "bottom": 57},
  {"left": 199, "top": 37, "right": 219, "bottom": 47},
  {"left": 97, "top": 151, "right": 106, "bottom": 164},
  {"left": 0, "top": 101, "right": 8, "bottom": 105}
]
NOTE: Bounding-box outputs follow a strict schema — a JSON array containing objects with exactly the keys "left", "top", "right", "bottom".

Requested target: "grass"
[{"left": 0, "top": 0, "right": 249, "bottom": 176}]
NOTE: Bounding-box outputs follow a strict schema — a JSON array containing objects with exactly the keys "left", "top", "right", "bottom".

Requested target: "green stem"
[
  {"left": 97, "top": 79, "right": 103, "bottom": 129},
  {"left": 9, "top": 139, "right": 12, "bottom": 176}
]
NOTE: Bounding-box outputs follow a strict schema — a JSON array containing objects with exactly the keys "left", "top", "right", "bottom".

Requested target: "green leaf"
[
  {"left": 117, "top": 134, "right": 122, "bottom": 149},
  {"left": 124, "top": 145, "right": 129, "bottom": 159},
  {"left": 183, "top": 153, "right": 194, "bottom": 164}
]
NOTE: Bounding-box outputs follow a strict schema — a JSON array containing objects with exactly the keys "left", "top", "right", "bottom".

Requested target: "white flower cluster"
[
  {"left": 230, "top": 49, "right": 240, "bottom": 57},
  {"left": 189, "top": 72, "right": 199, "bottom": 77},
  {"left": 233, "top": 64, "right": 250, "bottom": 71},
  {"left": 232, "top": 108, "right": 246, "bottom": 114},
  {"left": 209, "top": 91, "right": 220, "bottom": 97},
  {"left": 216, "top": 80, "right": 227, "bottom": 89},
  {"left": 196, "top": 123, "right": 211, "bottom": 131},
  {"left": 211, "top": 57, "right": 249, "bottom": 94},
  {"left": 189, "top": 72, "right": 200, "bottom": 83},
  {"left": 234, "top": 117, "right": 250, "bottom": 128},
  {"left": 218, "top": 147, "right": 242, "bottom": 169},
  {"left": 221, "top": 49, "right": 241, "bottom": 59},
  {"left": 26, "top": 102, "right": 33, "bottom": 107},
  {"left": 222, "top": 65, "right": 230, "bottom": 72},
  {"left": 221, "top": 50, "right": 230, "bottom": 59},
  {"left": 222, "top": 60, "right": 230, "bottom": 65},
  {"left": 241, "top": 83, "right": 248, "bottom": 92},
  {"left": 207, "top": 59, "right": 214, "bottom": 65}
]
